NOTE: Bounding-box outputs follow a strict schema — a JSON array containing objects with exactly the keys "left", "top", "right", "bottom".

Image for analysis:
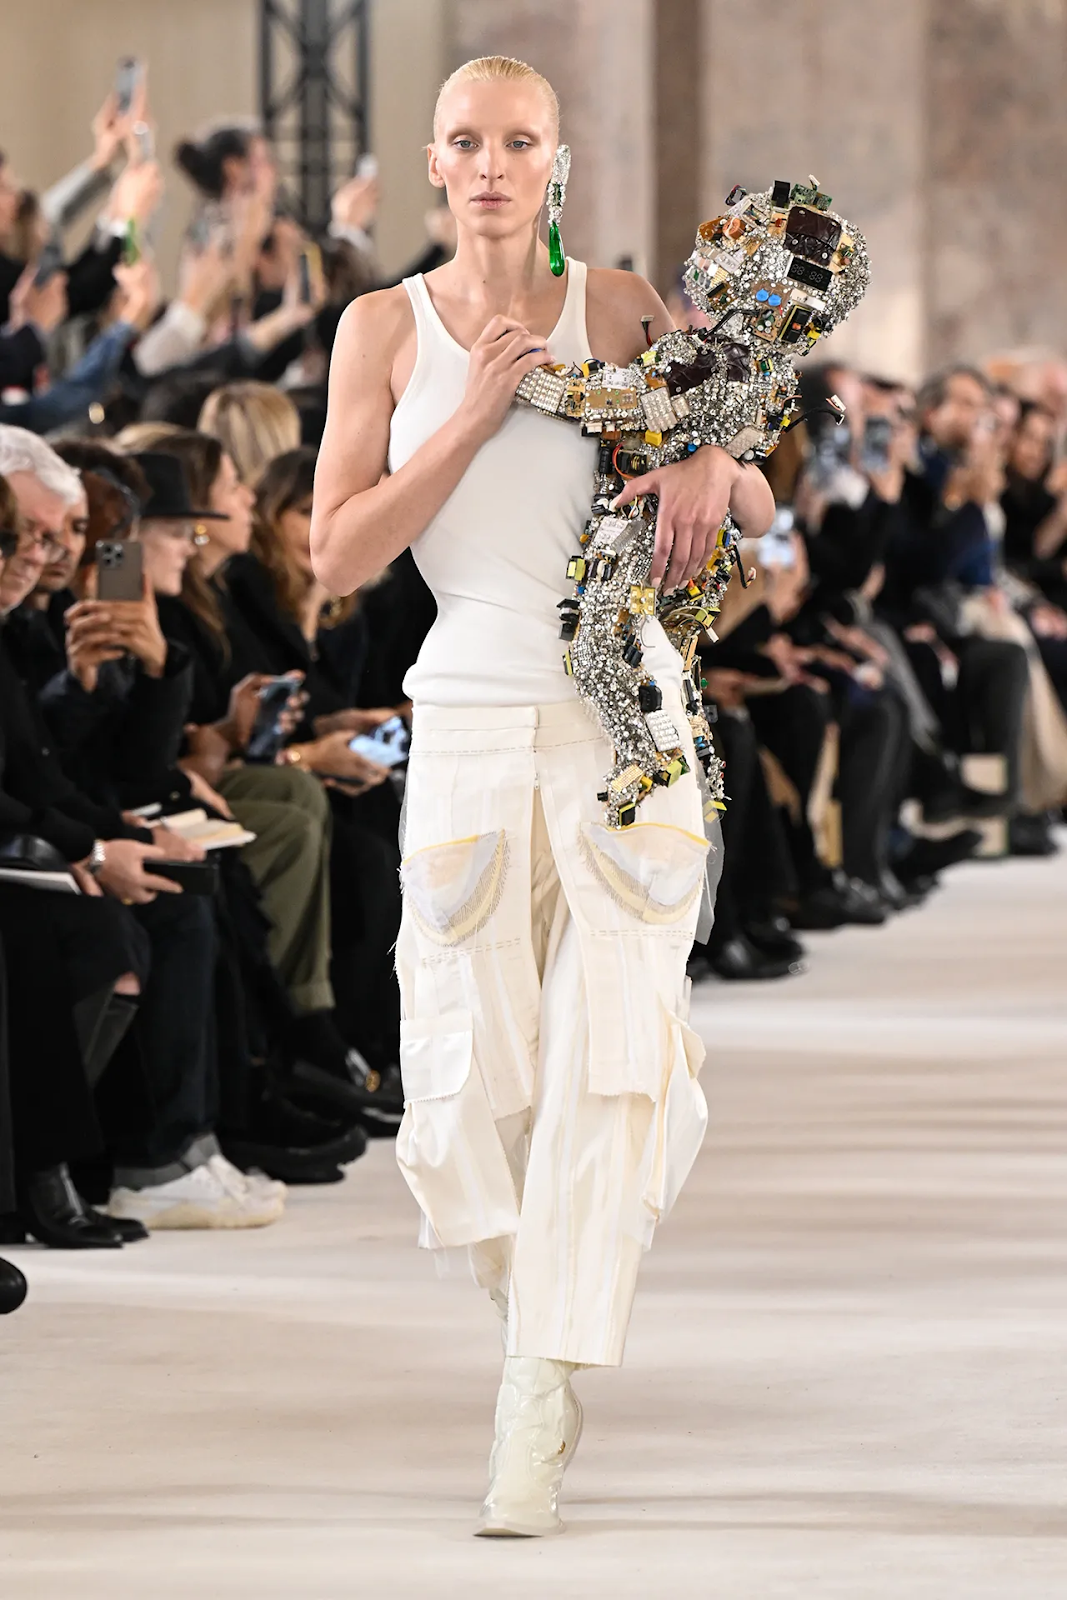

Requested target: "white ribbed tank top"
[{"left": 388, "top": 259, "right": 682, "bottom": 707}]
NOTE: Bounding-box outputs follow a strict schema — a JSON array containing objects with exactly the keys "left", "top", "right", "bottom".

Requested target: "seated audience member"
[
  {"left": 223, "top": 448, "right": 406, "bottom": 1076},
  {"left": 199, "top": 381, "right": 301, "bottom": 487},
  {"left": 0, "top": 425, "right": 284, "bottom": 1229},
  {"left": 1001, "top": 401, "right": 1067, "bottom": 609},
  {"left": 893, "top": 368, "right": 1067, "bottom": 851},
  {"left": 0, "top": 941, "right": 28, "bottom": 1308},
  {"left": 114, "top": 430, "right": 402, "bottom": 1123},
  {"left": 0, "top": 470, "right": 147, "bottom": 1252},
  {"left": 30, "top": 438, "right": 378, "bottom": 1161}
]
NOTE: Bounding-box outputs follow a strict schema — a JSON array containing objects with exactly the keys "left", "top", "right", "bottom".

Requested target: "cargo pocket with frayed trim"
[
  {"left": 579, "top": 821, "right": 709, "bottom": 926},
  {"left": 395, "top": 1009, "right": 520, "bottom": 1247},
  {"left": 401, "top": 830, "right": 509, "bottom": 947}
]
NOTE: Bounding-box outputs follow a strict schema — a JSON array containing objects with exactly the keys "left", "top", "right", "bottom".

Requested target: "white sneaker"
[
  {"left": 475, "top": 1357, "right": 582, "bottom": 1537},
  {"left": 208, "top": 1152, "right": 286, "bottom": 1206},
  {"left": 108, "top": 1162, "right": 284, "bottom": 1230}
]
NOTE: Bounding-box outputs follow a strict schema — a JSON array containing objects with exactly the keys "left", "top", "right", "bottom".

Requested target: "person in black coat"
[
  {"left": 0, "top": 428, "right": 287, "bottom": 1230},
  {"left": 145, "top": 437, "right": 404, "bottom": 1102},
  {"left": 0, "top": 468, "right": 150, "bottom": 1248}
]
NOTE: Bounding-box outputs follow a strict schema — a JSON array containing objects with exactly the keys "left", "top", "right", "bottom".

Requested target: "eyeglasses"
[{"left": 16, "top": 524, "right": 67, "bottom": 563}]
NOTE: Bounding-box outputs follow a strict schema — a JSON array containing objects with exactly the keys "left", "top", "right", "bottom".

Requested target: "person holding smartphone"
[{"left": 0, "top": 425, "right": 283, "bottom": 1230}]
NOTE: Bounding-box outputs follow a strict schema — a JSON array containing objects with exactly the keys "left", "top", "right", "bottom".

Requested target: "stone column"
[
  {"left": 651, "top": 0, "right": 704, "bottom": 295},
  {"left": 926, "top": 0, "right": 1067, "bottom": 367},
  {"left": 699, "top": 0, "right": 928, "bottom": 381},
  {"left": 447, "top": 0, "right": 654, "bottom": 274}
]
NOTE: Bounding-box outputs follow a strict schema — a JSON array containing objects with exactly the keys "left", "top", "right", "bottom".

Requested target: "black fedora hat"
[{"left": 132, "top": 452, "right": 228, "bottom": 521}]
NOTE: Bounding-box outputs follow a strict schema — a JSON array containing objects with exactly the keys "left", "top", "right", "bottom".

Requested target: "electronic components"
[{"left": 511, "top": 178, "right": 870, "bottom": 829}]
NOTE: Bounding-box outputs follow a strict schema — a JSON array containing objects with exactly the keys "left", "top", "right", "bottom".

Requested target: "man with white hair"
[{"left": 0, "top": 425, "right": 283, "bottom": 1230}]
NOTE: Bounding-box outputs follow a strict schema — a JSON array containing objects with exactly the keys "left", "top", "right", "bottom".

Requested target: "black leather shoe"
[
  {"left": 1009, "top": 812, "right": 1059, "bottom": 857},
  {"left": 247, "top": 1088, "right": 360, "bottom": 1148},
  {"left": 220, "top": 1139, "right": 349, "bottom": 1185},
  {"left": 896, "top": 829, "right": 981, "bottom": 885},
  {"left": 837, "top": 876, "right": 889, "bottom": 926},
  {"left": 291, "top": 1047, "right": 404, "bottom": 1124},
  {"left": 0, "top": 1257, "right": 27, "bottom": 1314},
  {"left": 21, "top": 1165, "right": 124, "bottom": 1249},
  {"left": 85, "top": 1207, "right": 149, "bottom": 1243},
  {"left": 876, "top": 869, "right": 923, "bottom": 911},
  {"left": 709, "top": 934, "right": 803, "bottom": 981},
  {"left": 787, "top": 885, "right": 849, "bottom": 930},
  {"left": 743, "top": 915, "right": 806, "bottom": 964}
]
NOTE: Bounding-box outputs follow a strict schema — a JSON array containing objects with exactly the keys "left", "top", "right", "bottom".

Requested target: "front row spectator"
[{"left": 0, "top": 427, "right": 285, "bottom": 1235}]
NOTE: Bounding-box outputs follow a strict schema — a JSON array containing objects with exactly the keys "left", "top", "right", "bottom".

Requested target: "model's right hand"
[{"left": 462, "top": 315, "right": 549, "bottom": 444}]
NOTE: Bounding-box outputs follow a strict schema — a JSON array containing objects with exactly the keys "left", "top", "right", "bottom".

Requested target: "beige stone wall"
[
  {"left": 0, "top": 0, "right": 258, "bottom": 291},
  {"left": 369, "top": 0, "right": 449, "bottom": 277},
  {"left": 447, "top": 0, "right": 654, "bottom": 275},
  {"left": 1, "top": 0, "right": 1060, "bottom": 380},
  {"left": 0, "top": 0, "right": 450, "bottom": 287},
  {"left": 926, "top": 0, "right": 1067, "bottom": 368},
  {"left": 697, "top": 0, "right": 928, "bottom": 382}
]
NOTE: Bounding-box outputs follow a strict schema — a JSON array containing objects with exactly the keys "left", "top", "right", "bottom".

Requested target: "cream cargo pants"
[{"left": 395, "top": 688, "right": 710, "bottom": 1367}]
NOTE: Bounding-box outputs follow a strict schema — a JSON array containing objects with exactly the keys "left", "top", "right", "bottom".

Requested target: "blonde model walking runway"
[{"left": 312, "top": 55, "right": 774, "bottom": 1535}]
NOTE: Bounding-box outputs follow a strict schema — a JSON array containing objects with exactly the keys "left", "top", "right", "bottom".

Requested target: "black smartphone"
[
  {"left": 33, "top": 235, "right": 65, "bottom": 289},
  {"left": 96, "top": 539, "right": 144, "bottom": 602},
  {"left": 150, "top": 858, "right": 220, "bottom": 895},
  {"left": 115, "top": 57, "right": 142, "bottom": 115},
  {"left": 297, "top": 242, "right": 320, "bottom": 305},
  {"left": 246, "top": 674, "right": 300, "bottom": 763},
  {"left": 860, "top": 414, "right": 894, "bottom": 476}
]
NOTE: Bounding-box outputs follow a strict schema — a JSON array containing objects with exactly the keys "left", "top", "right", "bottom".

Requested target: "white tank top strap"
[
  {"left": 401, "top": 273, "right": 441, "bottom": 342},
  {"left": 552, "top": 257, "right": 591, "bottom": 365}
]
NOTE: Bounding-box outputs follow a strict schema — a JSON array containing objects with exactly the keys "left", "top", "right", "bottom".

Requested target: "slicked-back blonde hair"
[{"left": 434, "top": 55, "right": 559, "bottom": 140}]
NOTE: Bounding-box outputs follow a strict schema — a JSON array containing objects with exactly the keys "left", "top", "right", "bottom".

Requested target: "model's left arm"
[{"left": 586, "top": 269, "right": 775, "bottom": 589}]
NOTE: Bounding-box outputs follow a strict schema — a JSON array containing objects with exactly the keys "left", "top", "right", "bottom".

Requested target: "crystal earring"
[{"left": 546, "top": 144, "right": 570, "bottom": 276}]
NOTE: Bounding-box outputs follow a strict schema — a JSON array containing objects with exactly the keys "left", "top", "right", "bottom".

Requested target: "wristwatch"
[{"left": 86, "top": 840, "right": 107, "bottom": 877}]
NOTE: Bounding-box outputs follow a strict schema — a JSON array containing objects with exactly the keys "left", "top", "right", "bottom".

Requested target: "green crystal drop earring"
[{"left": 547, "top": 144, "right": 570, "bottom": 276}]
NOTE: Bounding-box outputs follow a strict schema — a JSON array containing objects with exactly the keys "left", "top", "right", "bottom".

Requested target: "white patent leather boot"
[
  {"left": 488, "top": 1291, "right": 583, "bottom": 1455},
  {"left": 475, "top": 1356, "right": 583, "bottom": 1537}
]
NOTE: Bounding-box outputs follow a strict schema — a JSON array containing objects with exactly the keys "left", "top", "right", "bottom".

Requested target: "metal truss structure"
[{"left": 259, "top": 0, "right": 370, "bottom": 231}]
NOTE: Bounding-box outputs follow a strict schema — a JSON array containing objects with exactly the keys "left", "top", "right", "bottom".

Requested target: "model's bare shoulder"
[
  {"left": 333, "top": 285, "right": 413, "bottom": 371},
  {"left": 585, "top": 267, "right": 673, "bottom": 363}
]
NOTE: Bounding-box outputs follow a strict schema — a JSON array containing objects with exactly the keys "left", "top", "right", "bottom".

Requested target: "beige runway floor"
[{"left": 2, "top": 850, "right": 1066, "bottom": 1599}]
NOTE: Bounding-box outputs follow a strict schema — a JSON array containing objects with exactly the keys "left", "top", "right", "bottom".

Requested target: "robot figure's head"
[{"left": 683, "top": 178, "right": 870, "bottom": 355}]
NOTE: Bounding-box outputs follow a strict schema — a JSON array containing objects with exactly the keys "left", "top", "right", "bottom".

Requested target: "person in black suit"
[{"left": 0, "top": 426, "right": 283, "bottom": 1230}]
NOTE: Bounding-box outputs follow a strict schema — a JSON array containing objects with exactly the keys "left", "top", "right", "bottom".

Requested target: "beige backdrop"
[{"left": 1, "top": 0, "right": 1062, "bottom": 381}]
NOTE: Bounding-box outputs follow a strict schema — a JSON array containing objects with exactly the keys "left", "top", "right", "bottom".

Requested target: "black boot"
[
  {"left": 20, "top": 1165, "right": 124, "bottom": 1249},
  {"left": 0, "top": 1257, "right": 27, "bottom": 1314}
]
